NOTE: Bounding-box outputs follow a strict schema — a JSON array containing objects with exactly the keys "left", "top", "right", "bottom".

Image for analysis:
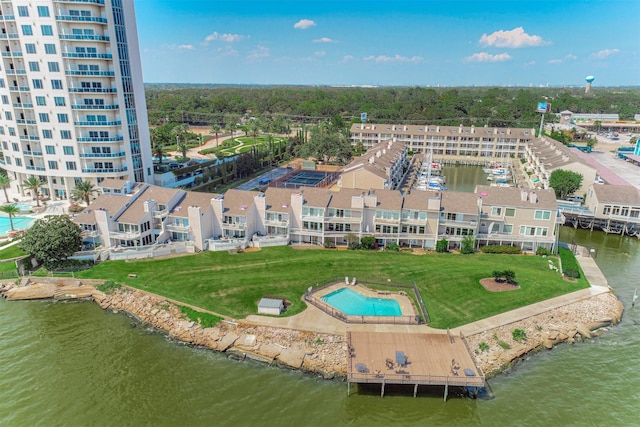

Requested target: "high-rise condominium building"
[{"left": 0, "top": 0, "right": 152, "bottom": 200}]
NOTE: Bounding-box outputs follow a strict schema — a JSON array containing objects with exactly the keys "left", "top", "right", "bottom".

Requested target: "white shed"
[{"left": 257, "top": 298, "right": 284, "bottom": 315}]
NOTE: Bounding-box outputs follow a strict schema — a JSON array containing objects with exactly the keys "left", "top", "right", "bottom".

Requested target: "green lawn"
[
  {"left": 0, "top": 244, "right": 25, "bottom": 276},
  {"left": 76, "top": 247, "right": 588, "bottom": 329}
]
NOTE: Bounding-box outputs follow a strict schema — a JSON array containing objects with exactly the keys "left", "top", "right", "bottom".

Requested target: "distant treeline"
[{"left": 144, "top": 85, "right": 640, "bottom": 129}]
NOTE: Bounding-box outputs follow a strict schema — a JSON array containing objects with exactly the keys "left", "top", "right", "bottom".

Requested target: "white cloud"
[
  {"left": 548, "top": 54, "right": 577, "bottom": 64},
  {"left": 565, "top": 54, "right": 577, "bottom": 60},
  {"left": 178, "top": 44, "right": 194, "bottom": 50},
  {"left": 247, "top": 46, "right": 270, "bottom": 60},
  {"left": 591, "top": 48, "right": 620, "bottom": 59},
  {"left": 465, "top": 52, "right": 512, "bottom": 62},
  {"left": 204, "top": 32, "right": 245, "bottom": 43},
  {"left": 294, "top": 19, "right": 316, "bottom": 30},
  {"left": 342, "top": 55, "right": 354, "bottom": 62},
  {"left": 547, "top": 59, "right": 562, "bottom": 64},
  {"left": 313, "top": 37, "right": 334, "bottom": 43},
  {"left": 315, "top": 51, "right": 326, "bottom": 57},
  {"left": 217, "top": 46, "right": 238, "bottom": 56},
  {"left": 479, "top": 27, "right": 546, "bottom": 48},
  {"left": 363, "top": 54, "right": 423, "bottom": 63}
]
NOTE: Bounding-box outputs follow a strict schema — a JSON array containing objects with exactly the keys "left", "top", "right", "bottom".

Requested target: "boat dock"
[{"left": 346, "top": 330, "right": 485, "bottom": 399}]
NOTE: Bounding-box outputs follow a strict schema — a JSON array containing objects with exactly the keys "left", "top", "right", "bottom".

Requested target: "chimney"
[
  {"left": 376, "top": 150, "right": 381, "bottom": 158},
  {"left": 529, "top": 191, "right": 537, "bottom": 204},
  {"left": 520, "top": 189, "right": 528, "bottom": 202}
]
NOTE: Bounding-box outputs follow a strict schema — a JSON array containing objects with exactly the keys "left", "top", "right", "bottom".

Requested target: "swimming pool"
[
  {"left": 0, "top": 215, "right": 35, "bottom": 235},
  {"left": 321, "top": 287, "right": 402, "bottom": 316}
]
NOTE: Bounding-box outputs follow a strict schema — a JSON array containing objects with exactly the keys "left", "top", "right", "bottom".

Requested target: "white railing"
[
  {"left": 252, "top": 235, "right": 289, "bottom": 248},
  {"left": 207, "top": 238, "right": 248, "bottom": 251}
]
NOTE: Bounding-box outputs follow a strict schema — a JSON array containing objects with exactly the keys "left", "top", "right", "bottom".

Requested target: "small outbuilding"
[{"left": 257, "top": 298, "right": 285, "bottom": 315}]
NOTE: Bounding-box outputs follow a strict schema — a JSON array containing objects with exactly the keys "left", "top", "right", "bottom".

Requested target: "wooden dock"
[{"left": 347, "top": 331, "right": 485, "bottom": 399}]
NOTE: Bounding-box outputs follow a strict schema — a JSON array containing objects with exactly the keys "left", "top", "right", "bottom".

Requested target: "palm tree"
[
  {"left": 210, "top": 123, "right": 221, "bottom": 147},
  {"left": 248, "top": 119, "right": 261, "bottom": 145},
  {"left": 0, "top": 204, "right": 20, "bottom": 231},
  {"left": 0, "top": 173, "right": 11, "bottom": 204},
  {"left": 71, "top": 180, "right": 98, "bottom": 206},
  {"left": 177, "top": 140, "right": 189, "bottom": 161},
  {"left": 22, "top": 176, "right": 45, "bottom": 207},
  {"left": 150, "top": 128, "right": 166, "bottom": 164},
  {"left": 171, "top": 123, "right": 190, "bottom": 147}
]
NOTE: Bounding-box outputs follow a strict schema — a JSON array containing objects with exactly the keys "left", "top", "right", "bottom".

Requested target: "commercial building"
[
  {"left": 75, "top": 181, "right": 560, "bottom": 257},
  {"left": 0, "top": 0, "right": 153, "bottom": 200},
  {"left": 350, "top": 123, "right": 536, "bottom": 160}
]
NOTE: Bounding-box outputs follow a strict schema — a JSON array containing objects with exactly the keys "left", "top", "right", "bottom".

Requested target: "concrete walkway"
[{"left": 243, "top": 245, "right": 612, "bottom": 338}]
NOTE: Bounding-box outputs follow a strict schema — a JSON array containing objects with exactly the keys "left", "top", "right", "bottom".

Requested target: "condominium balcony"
[
  {"left": 81, "top": 166, "right": 128, "bottom": 173},
  {"left": 438, "top": 219, "right": 478, "bottom": 227},
  {"left": 265, "top": 218, "right": 289, "bottom": 227},
  {"left": 81, "top": 230, "right": 100, "bottom": 238},
  {"left": 16, "top": 119, "right": 36, "bottom": 125},
  {"left": 152, "top": 209, "right": 168, "bottom": 218},
  {"left": 109, "top": 230, "right": 141, "bottom": 240},
  {"left": 78, "top": 151, "right": 125, "bottom": 158},
  {"left": 55, "top": 15, "right": 108, "bottom": 24},
  {"left": 5, "top": 69, "right": 27, "bottom": 75},
  {"left": 326, "top": 215, "right": 362, "bottom": 223},
  {"left": 0, "top": 15, "right": 15, "bottom": 21},
  {"left": 19, "top": 135, "right": 39, "bottom": 141},
  {"left": 77, "top": 136, "right": 123, "bottom": 142},
  {"left": 222, "top": 222, "right": 247, "bottom": 230},
  {"left": 165, "top": 223, "right": 190, "bottom": 233},
  {"left": 71, "top": 104, "right": 119, "bottom": 110},
  {"left": 0, "top": 33, "right": 19, "bottom": 39},
  {"left": 9, "top": 86, "right": 30, "bottom": 92},
  {"left": 1, "top": 51, "right": 22, "bottom": 57},
  {"left": 59, "top": 34, "right": 110, "bottom": 42},
  {"left": 22, "top": 150, "right": 43, "bottom": 156},
  {"left": 62, "top": 52, "right": 113, "bottom": 59},
  {"left": 69, "top": 87, "right": 117, "bottom": 93},
  {"left": 65, "top": 70, "right": 115, "bottom": 76},
  {"left": 13, "top": 103, "right": 33, "bottom": 109},
  {"left": 25, "top": 165, "right": 46, "bottom": 171},
  {"left": 54, "top": 0, "right": 105, "bottom": 5},
  {"left": 74, "top": 120, "right": 122, "bottom": 126}
]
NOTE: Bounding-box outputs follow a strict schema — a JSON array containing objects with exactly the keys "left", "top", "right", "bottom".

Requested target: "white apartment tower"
[{"left": 0, "top": 0, "right": 152, "bottom": 200}]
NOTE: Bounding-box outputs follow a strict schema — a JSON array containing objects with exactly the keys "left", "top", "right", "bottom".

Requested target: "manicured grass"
[
  {"left": 0, "top": 244, "right": 27, "bottom": 260},
  {"left": 76, "top": 247, "right": 589, "bottom": 329}
]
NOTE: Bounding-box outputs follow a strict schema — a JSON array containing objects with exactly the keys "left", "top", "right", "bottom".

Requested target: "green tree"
[
  {"left": 0, "top": 204, "right": 20, "bottom": 231},
  {"left": 19, "top": 215, "right": 82, "bottom": 269},
  {"left": 549, "top": 169, "right": 584, "bottom": 200},
  {"left": 360, "top": 235, "right": 376, "bottom": 250},
  {"left": 460, "top": 235, "right": 476, "bottom": 254},
  {"left": 23, "top": 176, "right": 45, "bottom": 207},
  {"left": 436, "top": 238, "right": 449, "bottom": 253},
  {"left": 210, "top": 123, "right": 222, "bottom": 146},
  {"left": 150, "top": 128, "right": 167, "bottom": 164},
  {"left": 177, "top": 140, "right": 189, "bottom": 160},
  {"left": 171, "top": 123, "right": 190, "bottom": 147},
  {"left": 0, "top": 173, "right": 11, "bottom": 204},
  {"left": 71, "top": 180, "right": 98, "bottom": 206}
]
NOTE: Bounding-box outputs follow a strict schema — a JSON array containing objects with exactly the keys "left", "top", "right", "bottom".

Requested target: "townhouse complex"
[
  {"left": 0, "top": 0, "right": 153, "bottom": 200},
  {"left": 350, "top": 123, "right": 536, "bottom": 159},
  {"left": 75, "top": 178, "right": 561, "bottom": 258}
]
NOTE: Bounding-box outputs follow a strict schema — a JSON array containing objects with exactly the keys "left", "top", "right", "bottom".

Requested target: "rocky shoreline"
[
  {"left": 1, "top": 280, "right": 624, "bottom": 382},
  {"left": 466, "top": 291, "right": 624, "bottom": 378}
]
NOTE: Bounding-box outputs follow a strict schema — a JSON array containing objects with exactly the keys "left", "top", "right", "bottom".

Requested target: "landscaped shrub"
[
  {"left": 460, "top": 236, "right": 475, "bottom": 254},
  {"left": 386, "top": 243, "right": 400, "bottom": 252},
  {"left": 479, "top": 342, "right": 490, "bottom": 352},
  {"left": 436, "top": 238, "right": 449, "bottom": 253},
  {"left": 480, "top": 245, "right": 522, "bottom": 254},
  {"left": 536, "top": 247, "right": 551, "bottom": 256},
  {"left": 345, "top": 233, "right": 359, "bottom": 250},
  {"left": 360, "top": 236, "right": 376, "bottom": 250},
  {"left": 564, "top": 269, "right": 581, "bottom": 279},
  {"left": 492, "top": 269, "right": 517, "bottom": 284},
  {"left": 323, "top": 240, "right": 336, "bottom": 249},
  {"left": 68, "top": 203, "right": 85, "bottom": 213}
]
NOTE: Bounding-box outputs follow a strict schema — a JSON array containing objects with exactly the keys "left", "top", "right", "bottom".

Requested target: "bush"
[
  {"left": 479, "top": 342, "right": 490, "bottom": 352},
  {"left": 68, "top": 203, "right": 85, "bottom": 213},
  {"left": 564, "top": 269, "right": 581, "bottom": 279},
  {"left": 345, "top": 233, "right": 359, "bottom": 250},
  {"left": 480, "top": 245, "right": 522, "bottom": 254},
  {"left": 512, "top": 328, "right": 527, "bottom": 342},
  {"left": 180, "top": 306, "right": 222, "bottom": 328},
  {"left": 323, "top": 240, "right": 336, "bottom": 249},
  {"left": 360, "top": 236, "right": 376, "bottom": 250},
  {"left": 386, "top": 243, "right": 400, "bottom": 252},
  {"left": 536, "top": 247, "right": 551, "bottom": 256},
  {"left": 436, "top": 238, "right": 449, "bottom": 253},
  {"left": 97, "top": 280, "right": 121, "bottom": 294},
  {"left": 460, "top": 236, "right": 475, "bottom": 254}
]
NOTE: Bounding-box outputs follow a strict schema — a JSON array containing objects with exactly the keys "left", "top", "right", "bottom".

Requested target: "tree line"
[{"left": 145, "top": 85, "right": 640, "bottom": 129}]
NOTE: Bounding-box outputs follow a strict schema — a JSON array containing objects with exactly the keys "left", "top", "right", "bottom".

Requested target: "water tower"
[{"left": 585, "top": 75, "right": 595, "bottom": 93}]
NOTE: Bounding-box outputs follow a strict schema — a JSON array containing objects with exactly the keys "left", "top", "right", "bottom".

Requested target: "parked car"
[{"left": 566, "top": 196, "right": 584, "bottom": 203}]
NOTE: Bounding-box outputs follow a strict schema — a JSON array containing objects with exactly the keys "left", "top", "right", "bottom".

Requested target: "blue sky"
[{"left": 135, "top": 0, "right": 639, "bottom": 87}]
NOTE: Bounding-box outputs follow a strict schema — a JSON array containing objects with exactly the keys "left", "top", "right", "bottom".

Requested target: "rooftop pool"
[{"left": 321, "top": 287, "right": 402, "bottom": 316}]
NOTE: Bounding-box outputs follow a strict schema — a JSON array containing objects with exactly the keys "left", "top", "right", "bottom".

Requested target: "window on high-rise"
[
  {"left": 47, "top": 161, "right": 58, "bottom": 170},
  {"left": 42, "top": 130, "right": 53, "bottom": 139},
  {"left": 28, "top": 62, "right": 39, "bottom": 72},
  {"left": 45, "top": 145, "right": 55, "bottom": 155},
  {"left": 37, "top": 6, "right": 50, "bottom": 17},
  {"left": 39, "top": 113, "right": 50, "bottom": 123},
  {"left": 48, "top": 62, "right": 60, "bottom": 72},
  {"left": 25, "top": 44, "right": 36, "bottom": 54},
  {"left": 18, "top": 6, "right": 29, "bottom": 17},
  {"left": 54, "top": 97, "right": 66, "bottom": 107},
  {"left": 14, "top": 158, "right": 22, "bottom": 167},
  {"left": 66, "top": 161, "right": 77, "bottom": 171},
  {"left": 60, "top": 130, "right": 72, "bottom": 140},
  {"left": 44, "top": 44, "right": 56, "bottom": 54},
  {"left": 51, "top": 80, "right": 63, "bottom": 89},
  {"left": 8, "top": 128, "right": 15, "bottom": 136},
  {"left": 4, "top": 112, "right": 11, "bottom": 120},
  {"left": 32, "top": 79, "right": 43, "bottom": 89},
  {"left": 70, "top": 10, "right": 80, "bottom": 16},
  {"left": 1, "top": 95, "right": 8, "bottom": 105},
  {"left": 57, "top": 113, "right": 69, "bottom": 123},
  {"left": 63, "top": 146, "right": 74, "bottom": 155},
  {"left": 41, "top": 25, "right": 54, "bottom": 36},
  {"left": 35, "top": 96, "right": 46, "bottom": 106}
]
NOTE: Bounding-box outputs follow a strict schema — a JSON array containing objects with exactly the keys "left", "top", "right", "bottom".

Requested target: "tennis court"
[{"left": 272, "top": 169, "right": 340, "bottom": 189}]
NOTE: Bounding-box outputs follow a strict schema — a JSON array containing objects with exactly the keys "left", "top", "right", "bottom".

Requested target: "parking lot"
[{"left": 590, "top": 149, "right": 640, "bottom": 190}]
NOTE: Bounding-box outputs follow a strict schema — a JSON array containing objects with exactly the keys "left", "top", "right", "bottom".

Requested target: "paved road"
[{"left": 589, "top": 149, "right": 640, "bottom": 190}]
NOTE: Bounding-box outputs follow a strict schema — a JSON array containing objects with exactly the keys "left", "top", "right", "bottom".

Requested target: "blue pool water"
[
  {"left": 15, "top": 204, "right": 33, "bottom": 212},
  {"left": 321, "top": 287, "right": 402, "bottom": 316},
  {"left": 0, "top": 215, "right": 35, "bottom": 235}
]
